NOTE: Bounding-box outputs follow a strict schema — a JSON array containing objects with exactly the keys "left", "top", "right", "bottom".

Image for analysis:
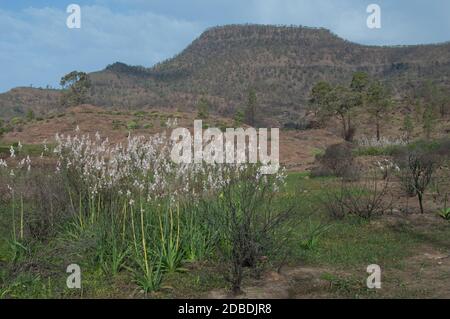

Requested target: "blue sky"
[{"left": 1, "top": 0, "right": 449, "bottom": 93}]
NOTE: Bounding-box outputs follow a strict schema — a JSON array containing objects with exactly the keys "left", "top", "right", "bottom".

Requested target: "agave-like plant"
[{"left": 438, "top": 207, "right": 450, "bottom": 221}]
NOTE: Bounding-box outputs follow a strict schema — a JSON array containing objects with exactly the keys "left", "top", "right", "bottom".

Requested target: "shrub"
[
  {"left": 133, "top": 111, "right": 146, "bottom": 117},
  {"left": 321, "top": 171, "right": 392, "bottom": 219},
  {"left": 314, "top": 143, "right": 359, "bottom": 180},
  {"left": 394, "top": 143, "right": 441, "bottom": 214},
  {"left": 25, "top": 170, "right": 72, "bottom": 239},
  {"left": 126, "top": 120, "right": 139, "bottom": 130},
  {"left": 197, "top": 97, "right": 210, "bottom": 120},
  {"left": 202, "top": 164, "right": 291, "bottom": 294},
  {"left": 439, "top": 207, "right": 450, "bottom": 221},
  {"left": 11, "top": 117, "right": 23, "bottom": 126}
]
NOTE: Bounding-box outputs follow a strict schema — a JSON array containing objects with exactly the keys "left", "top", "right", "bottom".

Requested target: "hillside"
[
  {"left": 0, "top": 105, "right": 342, "bottom": 171},
  {"left": 2, "top": 24, "right": 450, "bottom": 125},
  {"left": 0, "top": 87, "right": 61, "bottom": 118}
]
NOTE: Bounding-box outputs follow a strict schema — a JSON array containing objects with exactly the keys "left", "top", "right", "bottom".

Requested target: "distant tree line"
[{"left": 310, "top": 73, "right": 450, "bottom": 141}]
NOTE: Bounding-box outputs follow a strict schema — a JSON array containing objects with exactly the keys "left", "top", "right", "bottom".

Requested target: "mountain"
[{"left": 2, "top": 24, "right": 450, "bottom": 125}]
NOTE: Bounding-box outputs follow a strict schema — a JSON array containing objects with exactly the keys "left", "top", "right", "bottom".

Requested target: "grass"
[
  {"left": 281, "top": 173, "right": 421, "bottom": 270},
  {"left": 354, "top": 138, "right": 450, "bottom": 157},
  {"left": 1, "top": 170, "right": 449, "bottom": 298},
  {"left": 0, "top": 143, "right": 54, "bottom": 157},
  {"left": 353, "top": 145, "right": 401, "bottom": 157},
  {"left": 294, "top": 218, "right": 418, "bottom": 269}
]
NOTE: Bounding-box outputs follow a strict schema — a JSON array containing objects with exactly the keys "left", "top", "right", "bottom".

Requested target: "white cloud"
[
  {"left": 0, "top": 5, "right": 203, "bottom": 92},
  {"left": 1, "top": 1, "right": 449, "bottom": 92}
]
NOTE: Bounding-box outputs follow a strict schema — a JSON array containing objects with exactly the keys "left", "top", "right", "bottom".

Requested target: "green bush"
[
  {"left": 26, "top": 110, "right": 35, "bottom": 121},
  {"left": 438, "top": 207, "right": 450, "bottom": 221},
  {"left": 127, "top": 120, "right": 139, "bottom": 130},
  {"left": 133, "top": 111, "right": 146, "bottom": 117},
  {"left": 11, "top": 117, "right": 23, "bottom": 125}
]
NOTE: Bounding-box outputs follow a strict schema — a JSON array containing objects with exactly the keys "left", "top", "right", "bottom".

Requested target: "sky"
[{"left": 0, "top": 0, "right": 449, "bottom": 93}]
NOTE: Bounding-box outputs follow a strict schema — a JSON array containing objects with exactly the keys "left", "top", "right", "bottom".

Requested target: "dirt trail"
[{"left": 207, "top": 266, "right": 335, "bottom": 299}]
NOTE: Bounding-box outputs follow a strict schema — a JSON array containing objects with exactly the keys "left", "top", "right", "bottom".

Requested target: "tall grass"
[{"left": 0, "top": 131, "right": 288, "bottom": 294}]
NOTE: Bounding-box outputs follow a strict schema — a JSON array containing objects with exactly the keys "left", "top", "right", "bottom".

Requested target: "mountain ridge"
[{"left": 1, "top": 24, "right": 450, "bottom": 125}]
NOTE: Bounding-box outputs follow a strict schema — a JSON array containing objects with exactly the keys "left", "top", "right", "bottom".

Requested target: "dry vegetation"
[{"left": 1, "top": 24, "right": 450, "bottom": 299}]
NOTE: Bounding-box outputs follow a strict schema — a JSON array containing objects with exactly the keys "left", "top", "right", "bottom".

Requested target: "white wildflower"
[{"left": 9, "top": 146, "right": 15, "bottom": 158}]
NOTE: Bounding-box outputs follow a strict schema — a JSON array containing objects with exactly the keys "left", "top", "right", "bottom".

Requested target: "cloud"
[
  {"left": 1, "top": 1, "right": 449, "bottom": 92},
  {"left": 0, "top": 5, "right": 203, "bottom": 92}
]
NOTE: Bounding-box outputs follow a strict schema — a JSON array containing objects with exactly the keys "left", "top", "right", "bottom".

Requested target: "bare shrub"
[
  {"left": 204, "top": 164, "right": 293, "bottom": 295},
  {"left": 1, "top": 164, "right": 72, "bottom": 241},
  {"left": 431, "top": 140, "right": 450, "bottom": 215},
  {"left": 394, "top": 144, "right": 441, "bottom": 214},
  {"left": 321, "top": 185, "right": 347, "bottom": 219},
  {"left": 26, "top": 169, "right": 72, "bottom": 240},
  {"left": 321, "top": 171, "right": 392, "bottom": 219}
]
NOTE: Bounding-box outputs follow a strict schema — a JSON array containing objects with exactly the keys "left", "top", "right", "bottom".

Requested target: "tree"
[
  {"left": 60, "top": 71, "right": 91, "bottom": 107},
  {"left": 327, "top": 85, "right": 360, "bottom": 141},
  {"left": 366, "top": 81, "right": 392, "bottom": 141},
  {"left": 309, "top": 81, "right": 332, "bottom": 117},
  {"left": 0, "top": 117, "right": 4, "bottom": 138},
  {"left": 350, "top": 72, "right": 369, "bottom": 112},
  {"left": 413, "top": 100, "right": 423, "bottom": 123},
  {"left": 309, "top": 72, "right": 370, "bottom": 142},
  {"left": 395, "top": 146, "right": 439, "bottom": 214},
  {"left": 26, "top": 109, "right": 35, "bottom": 121},
  {"left": 244, "top": 90, "right": 257, "bottom": 127},
  {"left": 197, "top": 97, "right": 210, "bottom": 119},
  {"left": 417, "top": 81, "right": 447, "bottom": 118},
  {"left": 423, "top": 106, "right": 436, "bottom": 139},
  {"left": 403, "top": 114, "right": 414, "bottom": 142},
  {"left": 233, "top": 108, "right": 244, "bottom": 126},
  {"left": 350, "top": 71, "right": 370, "bottom": 93},
  {"left": 436, "top": 88, "right": 450, "bottom": 118}
]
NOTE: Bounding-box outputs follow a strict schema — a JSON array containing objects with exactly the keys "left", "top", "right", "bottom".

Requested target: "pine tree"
[
  {"left": 423, "top": 107, "right": 435, "bottom": 139},
  {"left": 60, "top": 71, "right": 91, "bottom": 107},
  {"left": 366, "top": 81, "right": 392, "bottom": 141},
  {"left": 197, "top": 97, "right": 210, "bottom": 119},
  {"left": 233, "top": 108, "right": 244, "bottom": 126},
  {"left": 403, "top": 114, "right": 414, "bottom": 141},
  {"left": 26, "top": 109, "right": 35, "bottom": 121},
  {"left": 244, "top": 90, "right": 257, "bottom": 127}
]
